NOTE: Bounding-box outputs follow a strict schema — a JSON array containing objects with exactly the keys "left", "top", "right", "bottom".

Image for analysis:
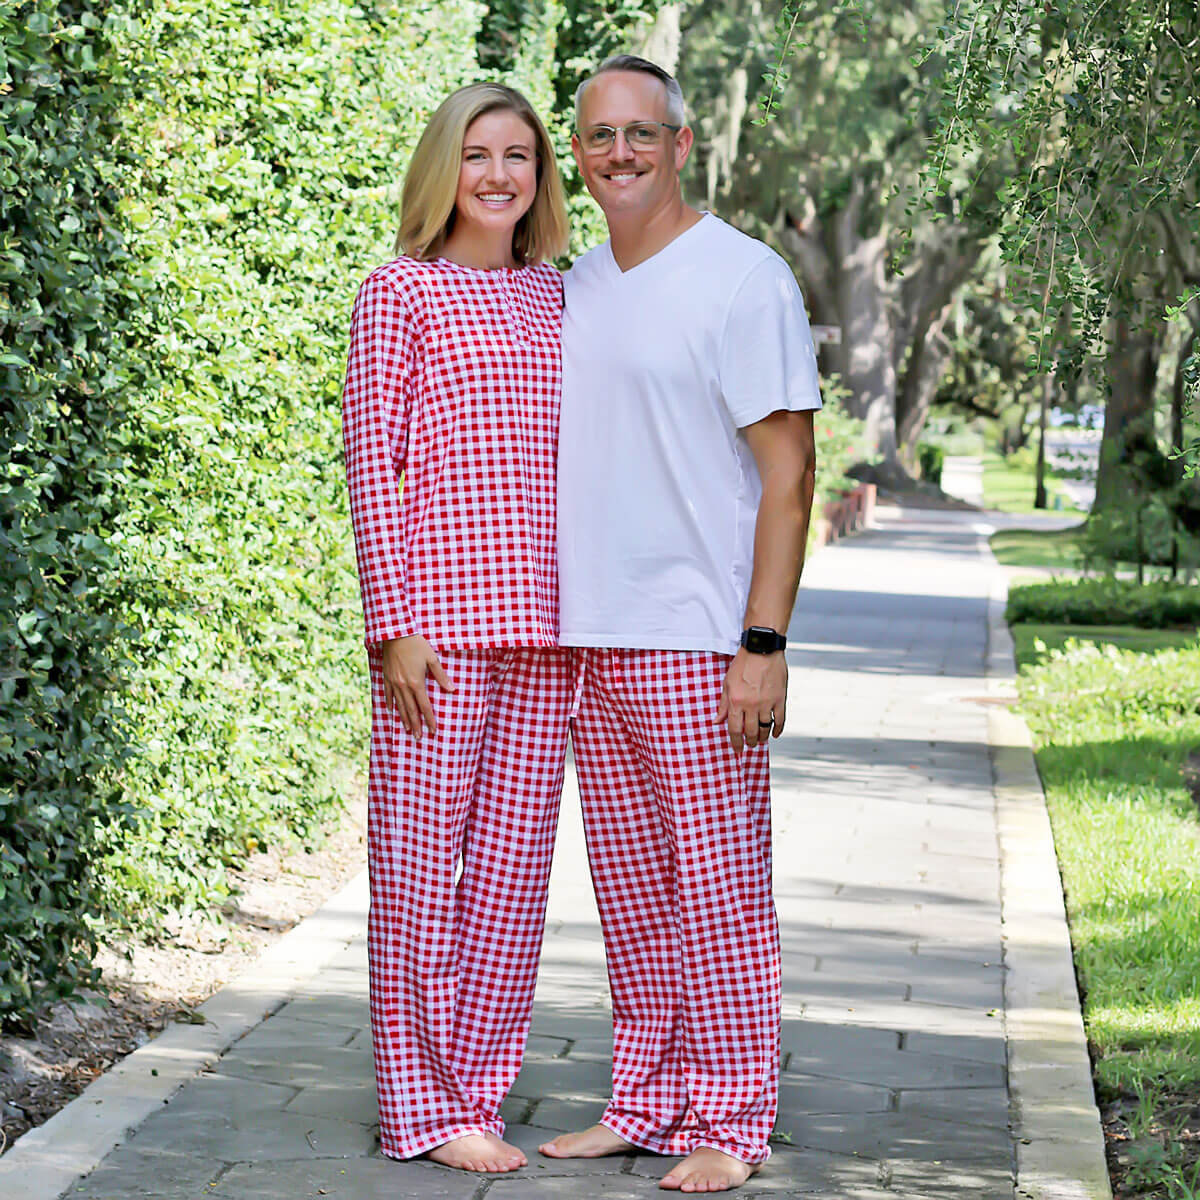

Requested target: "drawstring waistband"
[{"left": 568, "top": 648, "right": 623, "bottom": 719}]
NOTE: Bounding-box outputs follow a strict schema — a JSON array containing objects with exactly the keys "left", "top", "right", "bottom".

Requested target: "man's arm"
[{"left": 717, "top": 408, "right": 817, "bottom": 751}]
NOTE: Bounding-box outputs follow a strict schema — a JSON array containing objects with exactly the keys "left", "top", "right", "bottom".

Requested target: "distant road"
[{"left": 1045, "top": 430, "right": 1099, "bottom": 511}]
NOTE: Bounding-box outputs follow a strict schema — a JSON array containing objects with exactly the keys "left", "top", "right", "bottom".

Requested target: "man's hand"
[
  {"left": 380, "top": 635, "right": 455, "bottom": 740},
  {"left": 716, "top": 648, "right": 787, "bottom": 751}
]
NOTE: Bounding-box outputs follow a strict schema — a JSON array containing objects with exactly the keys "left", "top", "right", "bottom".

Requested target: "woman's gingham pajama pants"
[
  {"left": 366, "top": 646, "right": 572, "bottom": 1159},
  {"left": 569, "top": 648, "right": 782, "bottom": 1165}
]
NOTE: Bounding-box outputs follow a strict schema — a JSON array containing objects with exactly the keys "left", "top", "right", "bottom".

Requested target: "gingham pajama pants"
[
  {"left": 366, "top": 646, "right": 572, "bottom": 1159},
  {"left": 569, "top": 648, "right": 781, "bottom": 1165}
]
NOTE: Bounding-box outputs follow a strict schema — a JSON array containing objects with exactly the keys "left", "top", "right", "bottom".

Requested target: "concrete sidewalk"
[{"left": 7, "top": 506, "right": 1108, "bottom": 1199}]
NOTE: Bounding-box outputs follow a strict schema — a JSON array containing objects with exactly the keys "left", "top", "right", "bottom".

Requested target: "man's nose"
[{"left": 608, "top": 130, "right": 636, "bottom": 160}]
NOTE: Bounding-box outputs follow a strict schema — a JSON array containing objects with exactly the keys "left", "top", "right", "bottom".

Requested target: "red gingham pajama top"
[
  {"left": 342, "top": 255, "right": 563, "bottom": 651},
  {"left": 341, "top": 255, "right": 572, "bottom": 1159}
]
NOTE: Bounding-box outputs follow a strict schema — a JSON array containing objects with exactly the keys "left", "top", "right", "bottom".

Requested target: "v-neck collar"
[{"left": 604, "top": 212, "right": 712, "bottom": 278}]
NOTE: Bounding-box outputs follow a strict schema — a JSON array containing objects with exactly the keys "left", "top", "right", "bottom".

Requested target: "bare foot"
[
  {"left": 538, "top": 1123, "right": 635, "bottom": 1158},
  {"left": 659, "top": 1147, "right": 759, "bottom": 1192},
  {"left": 426, "top": 1132, "right": 527, "bottom": 1172}
]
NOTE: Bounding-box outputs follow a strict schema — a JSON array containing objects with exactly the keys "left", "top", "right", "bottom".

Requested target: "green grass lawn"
[
  {"left": 1013, "top": 625, "right": 1200, "bottom": 1196},
  {"left": 1011, "top": 623, "right": 1199, "bottom": 664},
  {"left": 990, "top": 526, "right": 1085, "bottom": 571},
  {"left": 983, "top": 450, "right": 1082, "bottom": 514}
]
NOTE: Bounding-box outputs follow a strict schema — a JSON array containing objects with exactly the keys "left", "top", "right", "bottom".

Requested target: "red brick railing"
[{"left": 812, "top": 483, "right": 876, "bottom": 549}]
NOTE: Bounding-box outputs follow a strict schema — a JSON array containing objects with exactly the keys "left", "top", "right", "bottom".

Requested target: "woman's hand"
[{"left": 380, "top": 636, "right": 456, "bottom": 740}]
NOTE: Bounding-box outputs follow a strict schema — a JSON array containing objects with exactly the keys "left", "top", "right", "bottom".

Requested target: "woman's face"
[{"left": 454, "top": 109, "right": 539, "bottom": 238}]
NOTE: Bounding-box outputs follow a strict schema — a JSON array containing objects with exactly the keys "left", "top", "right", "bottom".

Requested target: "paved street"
[{"left": 69, "top": 507, "right": 1017, "bottom": 1199}]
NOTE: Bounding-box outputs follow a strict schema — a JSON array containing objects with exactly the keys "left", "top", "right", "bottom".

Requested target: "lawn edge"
[
  {"left": 984, "top": 544, "right": 1113, "bottom": 1200},
  {"left": 0, "top": 871, "right": 370, "bottom": 1198}
]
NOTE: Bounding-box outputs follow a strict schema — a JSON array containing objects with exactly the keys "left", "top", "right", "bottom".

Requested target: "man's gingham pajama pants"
[
  {"left": 569, "top": 647, "right": 782, "bottom": 1165},
  {"left": 366, "top": 646, "right": 572, "bottom": 1159}
]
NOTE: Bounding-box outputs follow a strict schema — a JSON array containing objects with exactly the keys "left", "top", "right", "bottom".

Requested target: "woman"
[{"left": 341, "top": 83, "right": 571, "bottom": 1174}]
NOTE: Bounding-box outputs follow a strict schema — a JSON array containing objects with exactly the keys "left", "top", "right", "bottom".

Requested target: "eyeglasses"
[{"left": 577, "top": 122, "right": 681, "bottom": 153}]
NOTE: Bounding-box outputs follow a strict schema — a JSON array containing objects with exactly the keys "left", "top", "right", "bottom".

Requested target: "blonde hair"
[{"left": 395, "top": 83, "right": 568, "bottom": 264}]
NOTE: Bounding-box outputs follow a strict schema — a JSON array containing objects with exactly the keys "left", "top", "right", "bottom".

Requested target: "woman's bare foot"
[
  {"left": 538, "top": 1123, "right": 635, "bottom": 1158},
  {"left": 426, "top": 1132, "right": 527, "bottom": 1172},
  {"left": 659, "top": 1147, "right": 759, "bottom": 1192}
]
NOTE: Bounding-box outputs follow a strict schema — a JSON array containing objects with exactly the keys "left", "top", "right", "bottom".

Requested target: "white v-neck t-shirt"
[{"left": 557, "top": 213, "right": 822, "bottom": 654}]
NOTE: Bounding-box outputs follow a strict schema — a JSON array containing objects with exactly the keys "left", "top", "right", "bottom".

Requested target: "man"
[{"left": 538, "top": 56, "right": 821, "bottom": 1193}]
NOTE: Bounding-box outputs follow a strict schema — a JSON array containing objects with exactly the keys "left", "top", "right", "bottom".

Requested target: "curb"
[
  {"left": 983, "top": 539, "right": 1112, "bottom": 1200},
  {"left": 0, "top": 869, "right": 369, "bottom": 1199}
]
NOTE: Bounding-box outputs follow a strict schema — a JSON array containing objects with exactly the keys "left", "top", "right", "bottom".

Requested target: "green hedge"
[
  {"left": 0, "top": 0, "right": 481, "bottom": 1027},
  {"left": 95, "top": 0, "right": 481, "bottom": 919},
  {"left": 1, "top": 0, "right": 134, "bottom": 1026},
  {"left": 1007, "top": 578, "right": 1200, "bottom": 629}
]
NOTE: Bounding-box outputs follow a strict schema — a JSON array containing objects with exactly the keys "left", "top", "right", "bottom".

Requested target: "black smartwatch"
[{"left": 739, "top": 626, "right": 787, "bottom": 654}]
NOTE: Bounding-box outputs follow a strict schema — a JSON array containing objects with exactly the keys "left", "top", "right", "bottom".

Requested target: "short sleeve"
[
  {"left": 341, "top": 270, "right": 421, "bottom": 646},
  {"left": 719, "top": 254, "right": 822, "bottom": 429}
]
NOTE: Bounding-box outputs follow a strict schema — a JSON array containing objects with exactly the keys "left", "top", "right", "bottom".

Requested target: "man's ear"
[
  {"left": 570, "top": 132, "right": 585, "bottom": 176},
  {"left": 674, "top": 125, "right": 695, "bottom": 170}
]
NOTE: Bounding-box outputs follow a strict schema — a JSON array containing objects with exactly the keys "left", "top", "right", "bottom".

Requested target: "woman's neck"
[{"left": 439, "top": 226, "right": 519, "bottom": 270}]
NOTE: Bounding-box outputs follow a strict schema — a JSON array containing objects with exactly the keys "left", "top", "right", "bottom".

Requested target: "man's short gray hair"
[{"left": 573, "top": 54, "right": 687, "bottom": 128}]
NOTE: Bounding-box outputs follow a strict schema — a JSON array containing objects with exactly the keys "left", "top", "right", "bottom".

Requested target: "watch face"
[{"left": 742, "top": 626, "right": 785, "bottom": 653}]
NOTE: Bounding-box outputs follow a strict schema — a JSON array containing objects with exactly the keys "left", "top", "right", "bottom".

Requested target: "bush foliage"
[
  {"left": 1, "top": 0, "right": 481, "bottom": 1027},
  {"left": 812, "top": 388, "right": 869, "bottom": 508},
  {"left": 97, "top": 0, "right": 481, "bottom": 920},
  {"left": 1, "top": 0, "right": 134, "bottom": 1025},
  {"left": 1007, "top": 578, "right": 1200, "bottom": 630},
  {"left": 916, "top": 442, "right": 945, "bottom": 487}
]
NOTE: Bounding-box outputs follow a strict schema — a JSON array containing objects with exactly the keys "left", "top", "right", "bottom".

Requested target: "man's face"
[{"left": 572, "top": 71, "right": 693, "bottom": 219}]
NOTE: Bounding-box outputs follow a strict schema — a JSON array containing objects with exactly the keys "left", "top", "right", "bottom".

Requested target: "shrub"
[
  {"left": 1, "top": 0, "right": 481, "bottom": 1027},
  {"left": 1079, "top": 500, "right": 1200, "bottom": 573},
  {"left": 1021, "top": 639, "right": 1200, "bottom": 725},
  {"left": 95, "top": 0, "right": 481, "bottom": 921},
  {"left": 917, "top": 441, "right": 945, "bottom": 486},
  {"left": 1007, "top": 578, "right": 1200, "bottom": 629},
  {"left": 1, "top": 0, "right": 135, "bottom": 1028},
  {"left": 813, "top": 388, "right": 870, "bottom": 508}
]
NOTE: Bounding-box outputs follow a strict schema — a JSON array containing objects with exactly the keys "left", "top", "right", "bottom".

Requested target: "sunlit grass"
[
  {"left": 1012, "top": 624, "right": 1199, "bottom": 664},
  {"left": 990, "top": 525, "right": 1084, "bottom": 570},
  {"left": 983, "top": 451, "right": 1082, "bottom": 514},
  {"left": 1014, "top": 632, "right": 1200, "bottom": 1101}
]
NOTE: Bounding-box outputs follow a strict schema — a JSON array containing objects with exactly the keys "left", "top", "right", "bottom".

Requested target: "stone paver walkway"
[{"left": 69, "top": 507, "right": 1021, "bottom": 1199}]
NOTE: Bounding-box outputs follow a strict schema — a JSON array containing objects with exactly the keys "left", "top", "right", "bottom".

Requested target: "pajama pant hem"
[
  {"left": 379, "top": 1122, "right": 504, "bottom": 1162},
  {"left": 599, "top": 1114, "right": 772, "bottom": 1165}
]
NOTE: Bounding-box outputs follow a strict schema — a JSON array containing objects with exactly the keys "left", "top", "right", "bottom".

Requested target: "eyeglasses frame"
[{"left": 576, "top": 121, "right": 683, "bottom": 153}]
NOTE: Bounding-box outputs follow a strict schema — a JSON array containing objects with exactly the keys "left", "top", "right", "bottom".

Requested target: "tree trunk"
[
  {"left": 635, "top": 3, "right": 682, "bottom": 72},
  {"left": 894, "top": 237, "right": 982, "bottom": 459},
  {"left": 779, "top": 191, "right": 980, "bottom": 486},
  {"left": 1094, "top": 315, "right": 1159, "bottom": 510},
  {"left": 1034, "top": 373, "right": 1054, "bottom": 509}
]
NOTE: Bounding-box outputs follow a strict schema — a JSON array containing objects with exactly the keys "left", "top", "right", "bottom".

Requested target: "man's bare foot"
[
  {"left": 538, "top": 1124, "right": 635, "bottom": 1158},
  {"left": 659, "top": 1147, "right": 759, "bottom": 1192},
  {"left": 426, "top": 1132, "right": 527, "bottom": 1172}
]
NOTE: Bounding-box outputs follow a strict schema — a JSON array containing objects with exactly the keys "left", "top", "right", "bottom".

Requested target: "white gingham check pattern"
[
  {"left": 342, "top": 256, "right": 562, "bottom": 649},
  {"left": 570, "top": 648, "right": 781, "bottom": 1165},
  {"left": 366, "top": 647, "right": 573, "bottom": 1159}
]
